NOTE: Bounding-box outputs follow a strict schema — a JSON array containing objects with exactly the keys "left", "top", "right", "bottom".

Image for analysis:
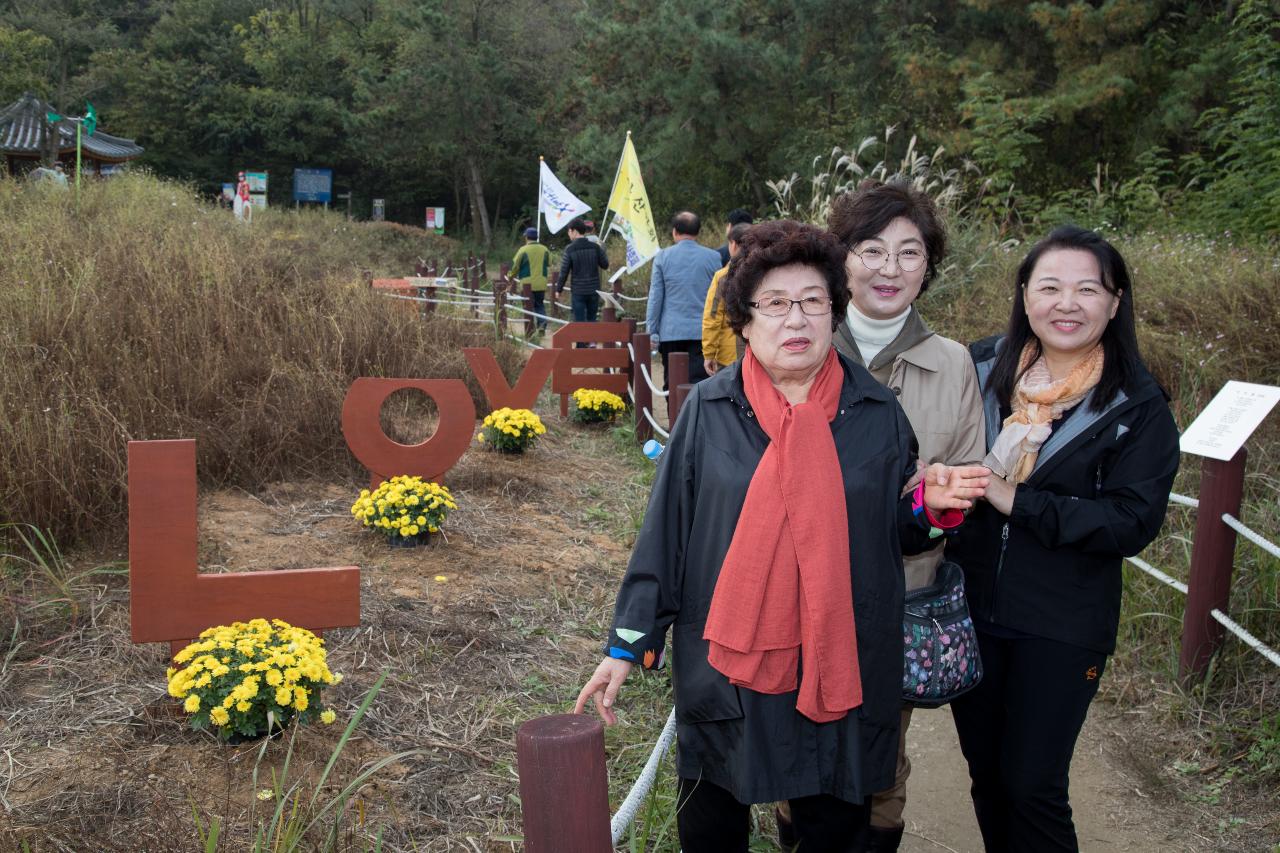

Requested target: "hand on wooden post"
[{"left": 573, "top": 657, "right": 632, "bottom": 726}]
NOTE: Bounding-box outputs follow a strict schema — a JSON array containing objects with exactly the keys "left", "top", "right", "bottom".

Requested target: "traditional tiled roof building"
[{"left": 0, "top": 92, "right": 143, "bottom": 176}]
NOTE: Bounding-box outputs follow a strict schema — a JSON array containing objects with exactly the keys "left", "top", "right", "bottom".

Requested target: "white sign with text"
[{"left": 1179, "top": 381, "right": 1280, "bottom": 461}]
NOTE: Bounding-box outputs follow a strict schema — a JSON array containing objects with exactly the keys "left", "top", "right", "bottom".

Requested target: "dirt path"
[{"left": 900, "top": 705, "right": 1195, "bottom": 853}]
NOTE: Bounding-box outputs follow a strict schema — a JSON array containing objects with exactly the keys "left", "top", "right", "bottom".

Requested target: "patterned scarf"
[{"left": 985, "top": 342, "right": 1105, "bottom": 483}]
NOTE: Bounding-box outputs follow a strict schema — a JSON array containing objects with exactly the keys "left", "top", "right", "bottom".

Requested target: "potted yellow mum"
[
  {"left": 570, "top": 388, "right": 627, "bottom": 424},
  {"left": 167, "top": 619, "right": 340, "bottom": 742},
  {"left": 475, "top": 407, "right": 547, "bottom": 454},
  {"left": 351, "top": 475, "right": 457, "bottom": 547}
]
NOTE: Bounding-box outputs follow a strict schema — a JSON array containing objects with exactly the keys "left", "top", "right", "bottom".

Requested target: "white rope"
[
  {"left": 1210, "top": 608, "right": 1280, "bottom": 668},
  {"left": 505, "top": 332, "right": 542, "bottom": 350},
  {"left": 1125, "top": 556, "right": 1189, "bottom": 594},
  {"left": 641, "top": 406, "right": 670, "bottom": 439},
  {"left": 503, "top": 303, "right": 571, "bottom": 326},
  {"left": 639, "top": 362, "right": 669, "bottom": 399},
  {"left": 382, "top": 293, "right": 496, "bottom": 308},
  {"left": 1126, "top": 556, "right": 1280, "bottom": 669},
  {"left": 615, "top": 292, "right": 648, "bottom": 302},
  {"left": 610, "top": 709, "right": 677, "bottom": 844},
  {"left": 1169, "top": 492, "right": 1199, "bottom": 509},
  {"left": 1222, "top": 513, "right": 1280, "bottom": 560}
]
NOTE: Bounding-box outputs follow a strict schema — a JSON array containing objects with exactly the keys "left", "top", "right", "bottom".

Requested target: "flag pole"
[
  {"left": 536, "top": 156, "right": 543, "bottom": 241},
  {"left": 598, "top": 130, "right": 630, "bottom": 245}
]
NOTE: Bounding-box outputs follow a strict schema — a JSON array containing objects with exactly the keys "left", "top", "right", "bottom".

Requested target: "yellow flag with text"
[{"left": 606, "top": 136, "right": 660, "bottom": 272}]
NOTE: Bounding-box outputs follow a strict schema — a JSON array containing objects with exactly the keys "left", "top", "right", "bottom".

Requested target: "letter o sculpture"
[{"left": 342, "top": 378, "right": 476, "bottom": 489}]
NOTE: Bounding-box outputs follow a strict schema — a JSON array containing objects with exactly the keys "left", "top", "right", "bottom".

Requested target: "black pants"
[
  {"left": 677, "top": 777, "right": 870, "bottom": 853},
  {"left": 571, "top": 290, "right": 599, "bottom": 322},
  {"left": 529, "top": 290, "right": 547, "bottom": 332},
  {"left": 950, "top": 629, "right": 1107, "bottom": 853},
  {"left": 658, "top": 339, "right": 709, "bottom": 390}
]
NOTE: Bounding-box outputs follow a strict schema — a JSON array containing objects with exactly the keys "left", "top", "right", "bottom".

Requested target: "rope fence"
[
  {"left": 1222, "top": 513, "right": 1280, "bottom": 560},
  {"left": 610, "top": 710, "right": 678, "bottom": 844},
  {"left": 1126, "top": 453, "right": 1280, "bottom": 678}
]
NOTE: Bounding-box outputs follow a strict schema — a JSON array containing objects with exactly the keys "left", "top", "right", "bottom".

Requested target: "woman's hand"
[
  {"left": 922, "top": 463, "right": 990, "bottom": 512},
  {"left": 573, "top": 658, "right": 633, "bottom": 726},
  {"left": 900, "top": 459, "right": 927, "bottom": 498},
  {"left": 981, "top": 473, "right": 1016, "bottom": 515}
]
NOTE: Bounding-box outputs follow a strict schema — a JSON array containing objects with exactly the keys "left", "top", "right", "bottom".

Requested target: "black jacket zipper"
[{"left": 991, "top": 521, "right": 1010, "bottom": 617}]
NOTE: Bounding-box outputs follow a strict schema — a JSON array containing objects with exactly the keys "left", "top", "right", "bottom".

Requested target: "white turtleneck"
[{"left": 846, "top": 302, "right": 911, "bottom": 365}]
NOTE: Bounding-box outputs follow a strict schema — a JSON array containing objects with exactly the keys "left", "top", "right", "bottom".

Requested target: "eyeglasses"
[
  {"left": 748, "top": 296, "right": 833, "bottom": 317},
  {"left": 853, "top": 246, "right": 927, "bottom": 273}
]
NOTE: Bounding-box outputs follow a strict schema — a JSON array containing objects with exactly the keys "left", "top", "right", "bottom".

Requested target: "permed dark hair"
[
  {"left": 827, "top": 179, "right": 947, "bottom": 291},
  {"left": 987, "top": 225, "right": 1141, "bottom": 412},
  {"left": 721, "top": 220, "right": 850, "bottom": 335}
]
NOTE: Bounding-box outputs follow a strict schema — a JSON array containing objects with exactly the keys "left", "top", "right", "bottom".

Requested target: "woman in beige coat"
[{"left": 817, "top": 180, "right": 986, "bottom": 851}]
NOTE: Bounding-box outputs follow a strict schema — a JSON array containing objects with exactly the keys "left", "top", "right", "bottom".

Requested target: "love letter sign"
[{"left": 129, "top": 439, "right": 361, "bottom": 658}]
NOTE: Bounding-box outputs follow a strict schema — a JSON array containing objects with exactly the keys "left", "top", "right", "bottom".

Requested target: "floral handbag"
[{"left": 902, "top": 560, "right": 983, "bottom": 707}]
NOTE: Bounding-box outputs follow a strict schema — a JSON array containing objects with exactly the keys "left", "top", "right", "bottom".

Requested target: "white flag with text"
[{"left": 539, "top": 161, "right": 591, "bottom": 234}]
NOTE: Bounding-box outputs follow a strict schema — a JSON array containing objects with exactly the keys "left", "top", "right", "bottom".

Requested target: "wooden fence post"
[
  {"left": 516, "top": 714, "right": 612, "bottom": 852},
  {"left": 495, "top": 278, "right": 507, "bottom": 335},
  {"left": 549, "top": 271, "right": 561, "bottom": 319},
  {"left": 632, "top": 331, "right": 653, "bottom": 444},
  {"left": 468, "top": 263, "right": 479, "bottom": 318},
  {"left": 1179, "top": 449, "right": 1248, "bottom": 682},
  {"left": 667, "top": 352, "right": 690, "bottom": 428}
]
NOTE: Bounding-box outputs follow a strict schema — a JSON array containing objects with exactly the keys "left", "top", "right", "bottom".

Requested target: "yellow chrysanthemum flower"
[
  {"left": 183, "top": 695, "right": 201, "bottom": 713},
  {"left": 320, "top": 709, "right": 336, "bottom": 725}
]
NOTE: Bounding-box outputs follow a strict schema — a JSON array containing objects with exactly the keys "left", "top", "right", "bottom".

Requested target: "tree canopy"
[{"left": 2, "top": 0, "right": 1276, "bottom": 238}]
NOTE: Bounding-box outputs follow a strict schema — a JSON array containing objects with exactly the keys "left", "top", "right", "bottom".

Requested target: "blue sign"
[{"left": 292, "top": 168, "right": 333, "bottom": 203}]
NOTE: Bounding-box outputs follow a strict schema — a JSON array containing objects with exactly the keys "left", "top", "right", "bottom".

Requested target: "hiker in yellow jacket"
[{"left": 701, "top": 222, "right": 751, "bottom": 375}]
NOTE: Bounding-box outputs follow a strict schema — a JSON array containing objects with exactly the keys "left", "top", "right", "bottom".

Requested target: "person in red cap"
[{"left": 234, "top": 171, "right": 252, "bottom": 222}]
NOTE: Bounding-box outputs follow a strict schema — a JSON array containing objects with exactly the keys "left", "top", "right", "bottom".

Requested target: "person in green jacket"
[{"left": 511, "top": 228, "right": 550, "bottom": 337}]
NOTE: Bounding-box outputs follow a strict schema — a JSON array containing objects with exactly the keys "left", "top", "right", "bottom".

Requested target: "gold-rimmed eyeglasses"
[{"left": 853, "top": 246, "right": 927, "bottom": 273}]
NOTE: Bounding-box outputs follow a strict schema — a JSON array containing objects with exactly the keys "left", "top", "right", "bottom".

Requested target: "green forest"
[{"left": 2, "top": 0, "right": 1278, "bottom": 241}]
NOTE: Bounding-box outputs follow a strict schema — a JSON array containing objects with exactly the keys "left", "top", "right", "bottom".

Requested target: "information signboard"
[
  {"left": 425, "top": 206, "right": 445, "bottom": 234},
  {"left": 292, "top": 168, "right": 333, "bottom": 203},
  {"left": 372, "top": 198, "right": 385, "bottom": 221},
  {"left": 1180, "top": 380, "right": 1280, "bottom": 460},
  {"left": 246, "top": 171, "right": 268, "bottom": 208}
]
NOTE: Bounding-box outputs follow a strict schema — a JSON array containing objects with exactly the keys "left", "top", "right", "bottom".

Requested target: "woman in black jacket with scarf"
[{"left": 949, "top": 226, "right": 1180, "bottom": 852}]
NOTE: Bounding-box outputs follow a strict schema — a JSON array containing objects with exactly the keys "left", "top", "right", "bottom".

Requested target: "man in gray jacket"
[{"left": 647, "top": 211, "right": 723, "bottom": 389}]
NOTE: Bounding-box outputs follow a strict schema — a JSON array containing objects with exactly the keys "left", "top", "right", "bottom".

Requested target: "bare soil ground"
[{"left": 0, "top": 404, "right": 1271, "bottom": 851}]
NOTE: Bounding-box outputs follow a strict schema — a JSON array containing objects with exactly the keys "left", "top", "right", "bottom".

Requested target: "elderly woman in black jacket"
[
  {"left": 949, "top": 226, "right": 1179, "bottom": 853},
  {"left": 574, "top": 221, "right": 990, "bottom": 852}
]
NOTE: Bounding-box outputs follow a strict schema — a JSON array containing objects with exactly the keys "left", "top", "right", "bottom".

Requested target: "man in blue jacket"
[{"left": 647, "top": 211, "right": 723, "bottom": 389}]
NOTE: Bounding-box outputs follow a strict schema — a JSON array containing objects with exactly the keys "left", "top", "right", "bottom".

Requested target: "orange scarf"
[
  {"left": 703, "top": 347, "right": 861, "bottom": 723},
  {"left": 985, "top": 342, "right": 1105, "bottom": 483}
]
